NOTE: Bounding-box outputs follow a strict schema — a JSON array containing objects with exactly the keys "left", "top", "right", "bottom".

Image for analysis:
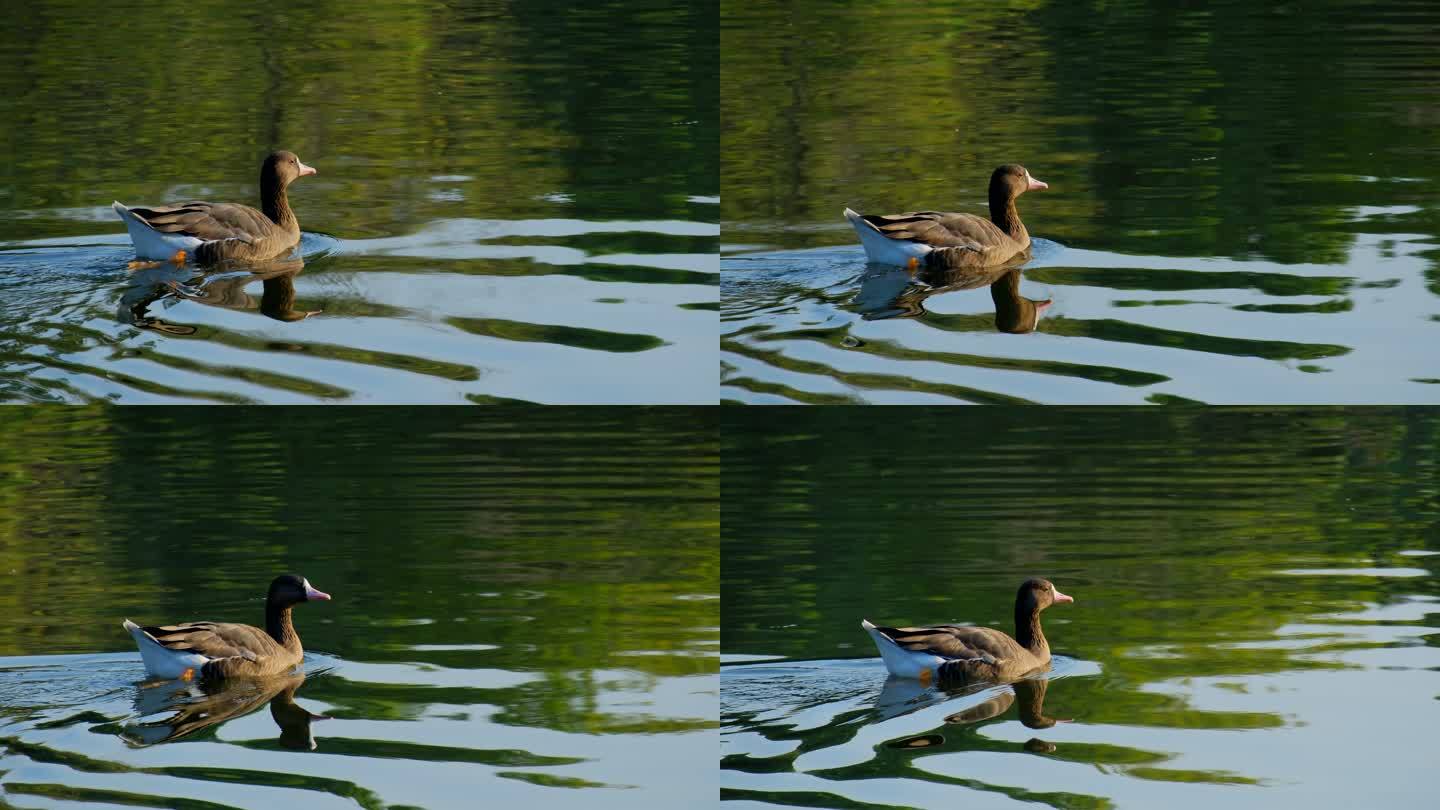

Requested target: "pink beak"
[
  {"left": 297, "top": 160, "right": 317, "bottom": 177},
  {"left": 1035, "top": 299, "right": 1054, "bottom": 316},
  {"left": 305, "top": 585, "right": 331, "bottom": 601},
  {"left": 1027, "top": 175, "right": 1048, "bottom": 191},
  {"left": 1052, "top": 587, "right": 1073, "bottom": 604}
]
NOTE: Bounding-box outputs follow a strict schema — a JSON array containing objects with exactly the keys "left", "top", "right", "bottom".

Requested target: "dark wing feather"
[
  {"left": 140, "top": 621, "right": 276, "bottom": 661},
  {"left": 878, "top": 624, "right": 1026, "bottom": 663},
  {"left": 861, "top": 212, "right": 1007, "bottom": 252},
  {"left": 127, "top": 201, "right": 275, "bottom": 243}
]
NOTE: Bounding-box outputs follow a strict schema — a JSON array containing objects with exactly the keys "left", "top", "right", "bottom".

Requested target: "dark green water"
[
  {"left": 721, "top": 409, "right": 1440, "bottom": 809},
  {"left": 721, "top": 0, "right": 1440, "bottom": 403},
  {"left": 0, "top": 1, "right": 718, "bottom": 404},
  {"left": 0, "top": 409, "right": 719, "bottom": 809}
]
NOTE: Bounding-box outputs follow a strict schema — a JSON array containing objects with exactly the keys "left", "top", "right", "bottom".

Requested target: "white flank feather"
[
  {"left": 123, "top": 618, "right": 213, "bottom": 679},
  {"left": 843, "top": 208, "right": 933, "bottom": 266},
  {"left": 861, "top": 618, "right": 948, "bottom": 679},
  {"left": 112, "top": 202, "right": 204, "bottom": 261}
]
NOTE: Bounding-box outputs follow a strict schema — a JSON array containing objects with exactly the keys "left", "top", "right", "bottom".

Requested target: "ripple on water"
[
  {"left": 1, "top": 214, "right": 717, "bottom": 404},
  {"left": 721, "top": 229, "right": 1440, "bottom": 403},
  {"left": 1, "top": 647, "right": 717, "bottom": 808},
  {"left": 1274, "top": 567, "right": 1430, "bottom": 577}
]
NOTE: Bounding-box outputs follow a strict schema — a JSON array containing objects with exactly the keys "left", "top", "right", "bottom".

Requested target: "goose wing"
[
  {"left": 877, "top": 624, "right": 1026, "bottom": 663},
  {"left": 860, "top": 212, "right": 1008, "bottom": 252},
  {"left": 125, "top": 201, "right": 274, "bottom": 243},
  {"left": 136, "top": 621, "right": 277, "bottom": 661}
]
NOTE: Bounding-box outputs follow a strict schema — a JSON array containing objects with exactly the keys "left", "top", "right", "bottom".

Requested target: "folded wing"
[
  {"left": 124, "top": 202, "right": 270, "bottom": 243},
  {"left": 860, "top": 212, "right": 1007, "bottom": 253},
  {"left": 137, "top": 621, "right": 276, "bottom": 662},
  {"left": 876, "top": 624, "right": 1025, "bottom": 663}
]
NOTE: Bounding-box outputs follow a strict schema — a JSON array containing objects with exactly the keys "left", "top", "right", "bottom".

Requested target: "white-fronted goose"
[
  {"left": 862, "top": 578, "right": 1073, "bottom": 684},
  {"left": 123, "top": 574, "right": 331, "bottom": 680},
  {"left": 113, "top": 151, "right": 317, "bottom": 265},
  {"left": 844, "top": 164, "right": 1048, "bottom": 269}
]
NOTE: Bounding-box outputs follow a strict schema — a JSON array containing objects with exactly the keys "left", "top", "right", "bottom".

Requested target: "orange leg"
[
  {"left": 919, "top": 667, "right": 933, "bottom": 687},
  {"left": 179, "top": 667, "right": 195, "bottom": 681},
  {"left": 170, "top": 250, "right": 188, "bottom": 264}
]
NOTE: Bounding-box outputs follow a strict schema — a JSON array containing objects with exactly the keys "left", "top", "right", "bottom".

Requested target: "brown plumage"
[
  {"left": 124, "top": 574, "right": 331, "bottom": 680},
  {"left": 113, "top": 151, "right": 317, "bottom": 264},
  {"left": 863, "top": 578, "right": 1073, "bottom": 683},
  {"left": 846, "top": 164, "right": 1048, "bottom": 269}
]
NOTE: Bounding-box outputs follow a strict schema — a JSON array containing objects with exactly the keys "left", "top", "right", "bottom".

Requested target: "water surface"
[
  {"left": 0, "top": 408, "right": 719, "bottom": 809},
  {"left": 0, "top": 1, "right": 718, "bottom": 403},
  {"left": 720, "top": 1, "right": 1440, "bottom": 403},
  {"left": 721, "top": 408, "right": 1440, "bottom": 808}
]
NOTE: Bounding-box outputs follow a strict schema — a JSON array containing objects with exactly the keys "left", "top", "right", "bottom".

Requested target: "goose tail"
[
  {"left": 843, "top": 208, "right": 931, "bottom": 266},
  {"left": 112, "top": 202, "right": 203, "bottom": 261},
  {"left": 862, "top": 618, "right": 941, "bottom": 678},
  {"left": 112, "top": 201, "right": 150, "bottom": 231},
  {"left": 123, "top": 618, "right": 210, "bottom": 679},
  {"left": 862, "top": 618, "right": 902, "bottom": 665}
]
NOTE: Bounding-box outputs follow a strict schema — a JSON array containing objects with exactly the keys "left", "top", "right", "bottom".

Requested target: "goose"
[
  {"left": 862, "top": 578, "right": 1072, "bottom": 685},
  {"left": 112, "top": 151, "right": 316, "bottom": 265},
  {"left": 123, "top": 574, "right": 330, "bottom": 680},
  {"left": 844, "top": 164, "right": 1047, "bottom": 269}
]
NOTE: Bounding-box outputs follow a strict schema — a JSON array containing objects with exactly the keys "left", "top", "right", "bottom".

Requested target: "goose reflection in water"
[
  {"left": 121, "top": 670, "right": 328, "bottom": 749},
  {"left": 884, "top": 676, "right": 1066, "bottom": 754},
  {"left": 120, "top": 256, "right": 322, "bottom": 335},
  {"left": 850, "top": 263, "right": 1053, "bottom": 334}
]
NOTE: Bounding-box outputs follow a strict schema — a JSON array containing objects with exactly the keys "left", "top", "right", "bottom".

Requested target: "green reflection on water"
[
  {"left": 720, "top": 0, "right": 1440, "bottom": 404},
  {"left": 0, "top": 408, "right": 718, "bottom": 806},
  {"left": 448, "top": 317, "right": 667, "bottom": 353},
  {"left": 0, "top": 0, "right": 719, "bottom": 405},
  {"left": 721, "top": 0, "right": 1439, "bottom": 261},
  {"left": 723, "top": 408, "right": 1439, "bottom": 661},
  {"left": 721, "top": 408, "right": 1440, "bottom": 807},
  {"left": 0, "top": 408, "right": 717, "bottom": 672},
  {"left": 1, "top": 0, "right": 718, "bottom": 238}
]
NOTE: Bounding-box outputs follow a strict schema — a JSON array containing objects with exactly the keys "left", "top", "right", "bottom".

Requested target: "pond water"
[
  {"left": 0, "top": 1, "right": 718, "bottom": 404},
  {"left": 0, "top": 408, "right": 719, "bottom": 809},
  {"left": 721, "top": 408, "right": 1440, "bottom": 809},
  {"left": 720, "top": 1, "right": 1440, "bottom": 403}
]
